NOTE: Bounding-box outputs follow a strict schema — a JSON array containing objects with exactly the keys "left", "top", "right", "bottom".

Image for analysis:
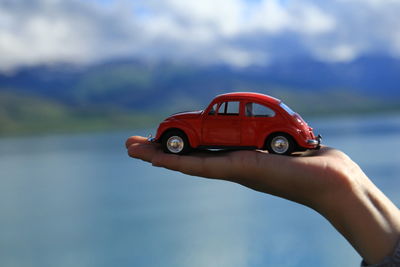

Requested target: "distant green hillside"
[{"left": 0, "top": 90, "right": 161, "bottom": 136}]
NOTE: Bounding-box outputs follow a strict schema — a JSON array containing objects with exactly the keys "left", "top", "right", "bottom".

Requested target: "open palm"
[
  {"left": 126, "top": 135, "right": 400, "bottom": 265},
  {"left": 126, "top": 136, "right": 355, "bottom": 210}
]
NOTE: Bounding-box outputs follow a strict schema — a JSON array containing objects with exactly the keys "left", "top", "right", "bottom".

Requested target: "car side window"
[
  {"left": 245, "top": 102, "right": 275, "bottom": 117},
  {"left": 218, "top": 101, "right": 239, "bottom": 116},
  {"left": 208, "top": 103, "right": 218, "bottom": 115}
]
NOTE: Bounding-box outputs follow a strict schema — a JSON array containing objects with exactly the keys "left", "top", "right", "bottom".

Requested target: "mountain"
[
  {"left": 0, "top": 56, "right": 399, "bottom": 135},
  {"left": 2, "top": 55, "right": 400, "bottom": 104}
]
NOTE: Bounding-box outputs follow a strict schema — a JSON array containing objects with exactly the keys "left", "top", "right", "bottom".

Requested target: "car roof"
[{"left": 213, "top": 92, "right": 281, "bottom": 105}]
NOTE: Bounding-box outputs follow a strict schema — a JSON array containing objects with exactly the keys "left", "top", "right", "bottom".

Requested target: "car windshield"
[{"left": 279, "top": 102, "right": 296, "bottom": 116}]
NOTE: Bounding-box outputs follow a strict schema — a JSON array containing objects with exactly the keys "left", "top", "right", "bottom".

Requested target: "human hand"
[
  {"left": 126, "top": 135, "right": 400, "bottom": 265},
  {"left": 126, "top": 136, "right": 355, "bottom": 208}
]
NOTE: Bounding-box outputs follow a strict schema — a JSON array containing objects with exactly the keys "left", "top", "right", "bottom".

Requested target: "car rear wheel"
[
  {"left": 162, "top": 130, "right": 191, "bottom": 155},
  {"left": 266, "top": 133, "right": 295, "bottom": 155}
]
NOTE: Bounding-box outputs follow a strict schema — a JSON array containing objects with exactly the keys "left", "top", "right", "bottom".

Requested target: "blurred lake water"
[{"left": 1, "top": 113, "right": 400, "bottom": 267}]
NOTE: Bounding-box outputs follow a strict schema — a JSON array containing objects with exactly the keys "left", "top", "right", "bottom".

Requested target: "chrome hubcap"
[
  {"left": 271, "top": 136, "right": 289, "bottom": 154},
  {"left": 167, "top": 136, "right": 184, "bottom": 153}
]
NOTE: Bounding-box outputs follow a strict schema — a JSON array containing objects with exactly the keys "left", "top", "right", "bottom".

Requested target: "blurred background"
[{"left": 0, "top": 0, "right": 400, "bottom": 266}]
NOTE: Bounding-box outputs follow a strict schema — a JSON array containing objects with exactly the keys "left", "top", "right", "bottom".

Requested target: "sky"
[{"left": 0, "top": 0, "right": 400, "bottom": 72}]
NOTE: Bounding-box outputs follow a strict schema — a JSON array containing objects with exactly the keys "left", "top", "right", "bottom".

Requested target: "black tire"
[
  {"left": 265, "top": 133, "right": 295, "bottom": 155},
  {"left": 162, "top": 130, "right": 191, "bottom": 155}
]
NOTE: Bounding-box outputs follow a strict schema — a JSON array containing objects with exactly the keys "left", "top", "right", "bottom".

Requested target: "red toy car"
[{"left": 150, "top": 92, "right": 321, "bottom": 155}]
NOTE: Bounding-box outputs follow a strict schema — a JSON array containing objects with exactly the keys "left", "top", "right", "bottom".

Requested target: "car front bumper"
[{"left": 306, "top": 134, "right": 322, "bottom": 149}]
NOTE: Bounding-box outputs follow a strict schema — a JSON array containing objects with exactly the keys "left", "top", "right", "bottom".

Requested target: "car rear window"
[
  {"left": 280, "top": 102, "right": 296, "bottom": 116},
  {"left": 245, "top": 102, "right": 275, "bottom": 117}
]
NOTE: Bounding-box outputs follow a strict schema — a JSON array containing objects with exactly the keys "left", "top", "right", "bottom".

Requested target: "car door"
[
  {"left": 241, "top": 101, "right": 277, "bottom": 146},
  {"left": 201, "top": 101, "right": 241, "bottom": 145}
]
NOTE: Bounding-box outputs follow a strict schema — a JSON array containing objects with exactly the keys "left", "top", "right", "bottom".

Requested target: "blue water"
[{"left": 1, "top": 114, "right": 400, "bottom": 267}]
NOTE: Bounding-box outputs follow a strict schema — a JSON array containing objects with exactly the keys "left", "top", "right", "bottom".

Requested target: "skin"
[{"left": 126, "top": 135, "right": 400, "bottom": 265}]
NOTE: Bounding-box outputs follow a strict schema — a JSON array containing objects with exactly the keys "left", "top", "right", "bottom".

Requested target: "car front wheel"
[
  {"left": 162, "top": 130, "right": 191, "bottom": 155},
  {"left": 266, "top": 133, "right": 295, "bottom": 155}
]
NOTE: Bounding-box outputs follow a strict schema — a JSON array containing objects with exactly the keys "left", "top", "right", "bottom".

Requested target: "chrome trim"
[
  {"left": 166, "top": 136, "right": 184, "bottom": 153},
  {"left": 307, "top": 134, "right": 322, "bottom": 149},
  {"left": 271, "top": 136, "right": 290, "bottom": 154},
  {"left": 307, "top": 139, "right": 319, "bottom": 145},
  {"left": 147, "top": 134, "right": 155, "bottom": 142}
]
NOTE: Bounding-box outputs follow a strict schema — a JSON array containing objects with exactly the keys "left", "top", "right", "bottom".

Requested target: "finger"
[
  {"left": 127, "top": 142, "right": 161, "bottom": 162},
  {"left": 125, "top": 135, "right": 152, "bottom": 148},
  {"left": 145, "top": 148, "right": 331, "bottom": 206},
  {"left": 301, "top": 146, "right": 347, "bottom": 159},
  {"left": 151, "top": 151, "right": 239, "bottom": 180},
  {"left": 150, "top": 149, "right": 314, "bottom": 202},
  {"left": 151, "top": 149, "right": 304, "bottom": 183}
]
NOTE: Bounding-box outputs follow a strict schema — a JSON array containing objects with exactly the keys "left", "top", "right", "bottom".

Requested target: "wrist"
[{"left": 316, "top": 163, "right": 400, "bottom": 264}]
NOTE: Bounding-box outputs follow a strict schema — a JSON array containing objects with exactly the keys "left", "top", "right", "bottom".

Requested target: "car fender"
[
  {"left": 257, "top": 127, "right": 302, "bottom": 148},
  {"left": 156, "top": 119, "right": 200, "bottom": 148}
]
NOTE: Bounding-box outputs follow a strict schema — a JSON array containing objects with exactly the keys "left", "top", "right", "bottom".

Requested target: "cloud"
[
  {"left": 0, "top": 0, "right": 400, "bottom": 72},
  {"left": 0, "top": 0, "right": 144, "bottom": 71}
]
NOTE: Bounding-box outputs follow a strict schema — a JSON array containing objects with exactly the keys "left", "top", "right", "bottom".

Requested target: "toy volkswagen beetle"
[{"left": 149, "top": 92, "right": 321, "bottom": 155}]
